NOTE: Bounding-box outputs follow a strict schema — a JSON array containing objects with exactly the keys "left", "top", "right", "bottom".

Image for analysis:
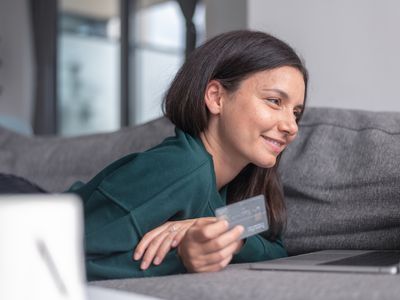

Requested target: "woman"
[{"left": 70, "top": 30, "right": 308, "bottom": 280}]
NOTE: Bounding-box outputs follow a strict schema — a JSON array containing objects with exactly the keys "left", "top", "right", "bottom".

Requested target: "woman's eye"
[
  {"left": 266, "top": 98, "right": 281, "bottom": 106},
  {"left": 293, "top": 109, "right": 303, "bottom": 120}
]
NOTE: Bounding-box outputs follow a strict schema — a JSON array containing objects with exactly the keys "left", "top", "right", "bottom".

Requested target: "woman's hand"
[
  {"left": 133, "top": 218, "right": 200, "bottom": 270},
  {"left": 177, "top": 218, "right": 244, "bottom": 273}
]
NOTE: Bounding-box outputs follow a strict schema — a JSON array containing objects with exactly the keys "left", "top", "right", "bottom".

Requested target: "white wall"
[
  {"left": 205, "top": 0, "right": 247, "bottom": 38},
  {"left": 248, "top": 0, "right": 400, "bottom": 111},
  {"left": 0, "top": 0, "right": 34, "bottom": 132}
]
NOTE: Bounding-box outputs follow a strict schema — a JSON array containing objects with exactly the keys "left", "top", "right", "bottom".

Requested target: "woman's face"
[{"left": 216, "top": 66, "right": 305, "bottom": 169}]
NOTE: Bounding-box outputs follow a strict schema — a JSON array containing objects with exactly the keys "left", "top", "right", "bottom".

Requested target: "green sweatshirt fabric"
[{"left": 68, "top": 128, "right": 287, "bottom": 281}]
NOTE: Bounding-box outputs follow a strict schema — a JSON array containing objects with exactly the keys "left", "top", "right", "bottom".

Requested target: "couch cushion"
[
  {"left": 91, "top": 263, "right": 400, "bottom": 300},
  {"left": 0, "top": 118, "right": 174, "bottom": 192},
  {"left": 280, "top": 107, "right": 400, "bottom": 255}
]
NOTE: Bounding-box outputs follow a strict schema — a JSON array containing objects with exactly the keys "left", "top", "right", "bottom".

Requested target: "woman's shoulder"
[
  {"left": 96, "top": 128, "right": 214, "bottom": 195},
  {"left": 93, "top": 128, "right": 210, "bottom": 179},
  {"left": 146, "top": 128, "right": 210, "bottom": 164}
]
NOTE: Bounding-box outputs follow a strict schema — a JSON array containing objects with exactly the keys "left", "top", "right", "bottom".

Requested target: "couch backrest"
[
  {"left": 279, "top": 107, "right": 400, "bottom": 255},
  {"left": 0, "top": 117, "right": 174, "bottom": 192},
  {"left": 1, "top": 107, "right": 399, "bottom": 254}
]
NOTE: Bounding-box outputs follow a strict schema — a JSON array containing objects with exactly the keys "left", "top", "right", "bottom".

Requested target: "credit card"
[{"left": 215, "top": 194, "right": 269, "bottom": 239}]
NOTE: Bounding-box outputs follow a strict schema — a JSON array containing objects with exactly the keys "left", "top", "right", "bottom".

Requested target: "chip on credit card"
[{"left": 215, "top": 194, "right": 269, "bottom": 239}]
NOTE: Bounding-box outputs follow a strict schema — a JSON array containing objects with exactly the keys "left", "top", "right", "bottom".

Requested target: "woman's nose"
[{"left": 278, "top": 111, "right": 298, "bottom": 137}]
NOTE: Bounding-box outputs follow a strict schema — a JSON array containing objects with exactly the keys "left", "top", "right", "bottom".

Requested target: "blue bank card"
[{"left": 215, "top": 194, "right": 269, "bottom": 239}]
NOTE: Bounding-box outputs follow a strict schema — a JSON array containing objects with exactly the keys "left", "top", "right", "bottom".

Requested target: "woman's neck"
[{"left": 199, "top": 130, "right": 246, "bottom": 190}]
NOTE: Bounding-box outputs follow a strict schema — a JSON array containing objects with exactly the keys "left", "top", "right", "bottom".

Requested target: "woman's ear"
[{"left": 204, "top": 80, "right": 225, "bottom": 115}]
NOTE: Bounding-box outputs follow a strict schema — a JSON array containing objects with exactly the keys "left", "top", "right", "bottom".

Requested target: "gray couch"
[{"left": 1, "top": 107, "right": 399, "bottom": 300}]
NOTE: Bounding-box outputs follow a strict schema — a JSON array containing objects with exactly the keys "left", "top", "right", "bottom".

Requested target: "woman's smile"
[{"left": 261, "top": 135, "right": 286, "bottom": 155}]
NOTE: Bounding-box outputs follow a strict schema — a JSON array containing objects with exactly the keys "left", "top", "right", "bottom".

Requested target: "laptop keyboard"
[{"left": 320, "top": 251, "right": 400, "bottom": 267}]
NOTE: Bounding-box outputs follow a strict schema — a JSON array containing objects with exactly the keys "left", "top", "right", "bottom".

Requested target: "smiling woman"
[
  {"left": 67, "top": 30, "right": 308, "bottom": 280},
  {"left": 201, "top": 66, "right": 305, "bottom": 174}
]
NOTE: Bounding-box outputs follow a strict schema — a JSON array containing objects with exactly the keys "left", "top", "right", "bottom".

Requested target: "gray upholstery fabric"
[
  {"left": 2, "top": 107, "right": 400, "bottom": 299},
  {"left": 0, "top": 117, "right": 174, "bottom": 192},
  {"left": 1, "top": 107, "right": 399, "bottom": 253},
  {"left": 279, "top": 107, "right": 400, "bottom": 255},
  {"left": 91, "top": 263, "right": 400, "bottom": 300}
]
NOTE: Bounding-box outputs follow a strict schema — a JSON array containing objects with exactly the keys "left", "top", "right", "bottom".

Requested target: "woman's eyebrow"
[{"left": 261, "top": 88, "right": 289, "bottom": 99}]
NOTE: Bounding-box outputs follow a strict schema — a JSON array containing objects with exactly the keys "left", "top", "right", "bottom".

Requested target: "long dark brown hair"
[{"left": 163, "top": 30, "right": 308, "bottom": 240}]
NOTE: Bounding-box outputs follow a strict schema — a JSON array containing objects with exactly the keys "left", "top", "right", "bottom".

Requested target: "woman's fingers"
[
  {"left": 191, "top": 228, "right": 243, "bottom": 269},
  {"left": 135, "top": 219, "right": 199, "bottom": 268},
  {"left": 133, "top": 222, "right": 171, "bottom": 260},
  {"left": 135, "top": 217, "right": 231, "bottom": 270},
  {"left": 190, "top": 219, "right": 229, "bottom": 242},
  {"left": 196, "top": 254, "right": 233, "bottom": 273},
  {"left": 171, "top": 227, "right": 187, "bottom": 248},
  {"left": 204, "top": 239, "right": 242, "bottom": 265},
  {"left": 178, "top": 225, "right": 244, "bottom": 273},
  {"left": 153, "top": 219, "right": 200, "bottom": 265},
  {"left": 140, "top": 230, "right": 177, "bottom": 270},
  {"left": 134, "top": 220, "right": 190, "bottom": 261},
  {"left": 200, "top": 224, "right": 244, "bottom": 254},
  {"left": 153, "top": 231, "right": 179, "bottom": 265},
  {"left": 234, "top": 238, "right": 244, "bottom": 254}
]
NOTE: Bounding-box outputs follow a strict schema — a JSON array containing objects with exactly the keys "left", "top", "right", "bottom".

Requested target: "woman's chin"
[{"left": 253, "top": 158, "right": 276, "bottom": 169}]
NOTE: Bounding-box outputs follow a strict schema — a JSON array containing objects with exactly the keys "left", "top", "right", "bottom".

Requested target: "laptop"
[
  {"left": 0, "top": 194, "right": 160, "bottom": 300},
  {"left": 251, "top": 249, "right": 400, "bottom": 274}
]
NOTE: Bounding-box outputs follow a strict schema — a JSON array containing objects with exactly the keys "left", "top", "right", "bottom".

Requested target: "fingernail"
[
  {"left": 133, "top": 252, "right": 141, "bottom": 260},
  {"left": 153, "top": 256, "right": 160, "bottom": 265},
  {"left": 171, "top": 240, "right": 178, "bottom": 247},
  {"left": 140, "top": 261, "right": 148, "bottom": 270}
]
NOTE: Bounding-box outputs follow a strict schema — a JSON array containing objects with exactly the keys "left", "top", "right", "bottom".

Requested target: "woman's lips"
[{"left": 262, "top": 136, "right": 285, "bottom": 154}]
